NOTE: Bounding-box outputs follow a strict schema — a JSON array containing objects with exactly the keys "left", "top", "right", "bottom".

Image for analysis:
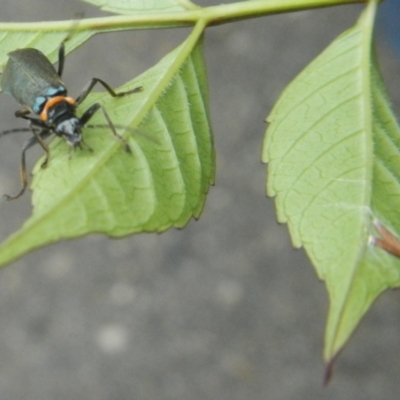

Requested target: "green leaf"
[
  {"left": 81, "top": 0, "right": 199, "bottom": 14},
  {"left": 0, "top": 33, "right": 214, "bottom": 266},
  {"left": 262, "top": 0, "right": 400, "bottom": 363}
]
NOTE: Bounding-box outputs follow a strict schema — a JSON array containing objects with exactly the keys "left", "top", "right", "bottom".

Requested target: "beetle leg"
[
  {"left": 75, "top": 78, "right": 143, "bottom": 105},
  {"left": 19, "top": 118, "right": 52, "bottom": 167},
  {"left": 4, "top": 136, "right": 40, "bottom": 200},
  {"left": 0, "top": 127, "right": 32, "bottom": 137},
  {"left": 7, "top": 114, "right": 51, "bottom": 165},
  {"left": 31, "top": 126, "right": 52, "bottom": 168},
  {"left": 80, "top": 103, "right": 131, "bottom": 152},
  {"left": 18, "top": 115, "right": 47, "bottom": 127},
  {"left": 4, "top": 126, "right": 53, "bottom": 200},
  {"left": 15, "top": 108, "right": 31, "bottom": 118},
  {"left": 57, "top": 41, "right": 66, "bottom": 78},
  {"left": 18, "top": 117, "right": 50, "bottom": 166},
  {"left": 57, "top": 18, "right": 82, "bottom": 77}
]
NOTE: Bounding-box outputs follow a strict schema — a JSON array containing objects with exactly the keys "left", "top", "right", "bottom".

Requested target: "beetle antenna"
[{"left": 0, "top": 128, "right": 32, "bottom": 138}]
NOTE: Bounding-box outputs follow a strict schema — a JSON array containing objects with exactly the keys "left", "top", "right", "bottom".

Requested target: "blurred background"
[{"left": 0, "top": 0, "right": 399, "bottom": 399}]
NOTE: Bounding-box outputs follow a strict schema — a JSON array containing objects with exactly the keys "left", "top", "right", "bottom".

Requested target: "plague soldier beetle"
[{"left": 0, "top": 37, "right": 142, "bottom": 199}]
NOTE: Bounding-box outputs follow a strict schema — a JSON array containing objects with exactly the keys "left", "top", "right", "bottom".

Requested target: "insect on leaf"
[{"left": 0, "top": 34, "right": 214, "bottom": 267}]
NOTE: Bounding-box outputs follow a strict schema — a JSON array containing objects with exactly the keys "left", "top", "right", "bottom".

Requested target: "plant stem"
[
  {"left": 0, "top": 0, "right": 367, "bottom": 32},
  {"left": 204, "top": 0, "right": 366, "bottom": 26}
]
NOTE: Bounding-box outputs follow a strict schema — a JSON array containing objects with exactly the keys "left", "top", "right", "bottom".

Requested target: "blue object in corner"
[{"left": 377, "top": 0, "right": 400, "bottom": 57}]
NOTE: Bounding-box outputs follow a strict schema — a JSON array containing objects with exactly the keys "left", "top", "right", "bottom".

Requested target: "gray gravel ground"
[{"left": 0, "top": 0, "right": 399, "bottom": 399}]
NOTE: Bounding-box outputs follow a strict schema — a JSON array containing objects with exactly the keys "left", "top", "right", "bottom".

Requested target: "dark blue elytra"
[{"left": 2, "top": 48, "right": 67, "bottom": 114}]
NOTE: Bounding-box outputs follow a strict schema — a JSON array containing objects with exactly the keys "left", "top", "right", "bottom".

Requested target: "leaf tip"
[{"left": 323, "top": 351, "right": 341, "bottom": 386}]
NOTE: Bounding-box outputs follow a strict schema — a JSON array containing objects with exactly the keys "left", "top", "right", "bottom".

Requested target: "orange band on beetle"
[{"left": 40, "top": 96, "right": 76, "bottom": 121}]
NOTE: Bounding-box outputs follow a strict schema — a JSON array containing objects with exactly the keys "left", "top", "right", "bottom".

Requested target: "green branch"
[{"left": 0, "top": 0, "right": 367, "bottom": 32}]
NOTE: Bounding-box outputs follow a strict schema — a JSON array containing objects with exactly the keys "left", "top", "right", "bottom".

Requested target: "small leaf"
[
  {"left": 81, "top": 0, "right": 198, "bottom": 15},
  {"left": 0, "top": 34, "right": 214, "bottom": 267},
  {"left": 263, "top": 0, "right": 400, "bottom": 363}
]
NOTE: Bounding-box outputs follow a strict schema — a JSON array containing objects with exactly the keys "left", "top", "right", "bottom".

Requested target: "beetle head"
[{"left": 56, "top": 118, "right": 82, "bottom": 148}]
